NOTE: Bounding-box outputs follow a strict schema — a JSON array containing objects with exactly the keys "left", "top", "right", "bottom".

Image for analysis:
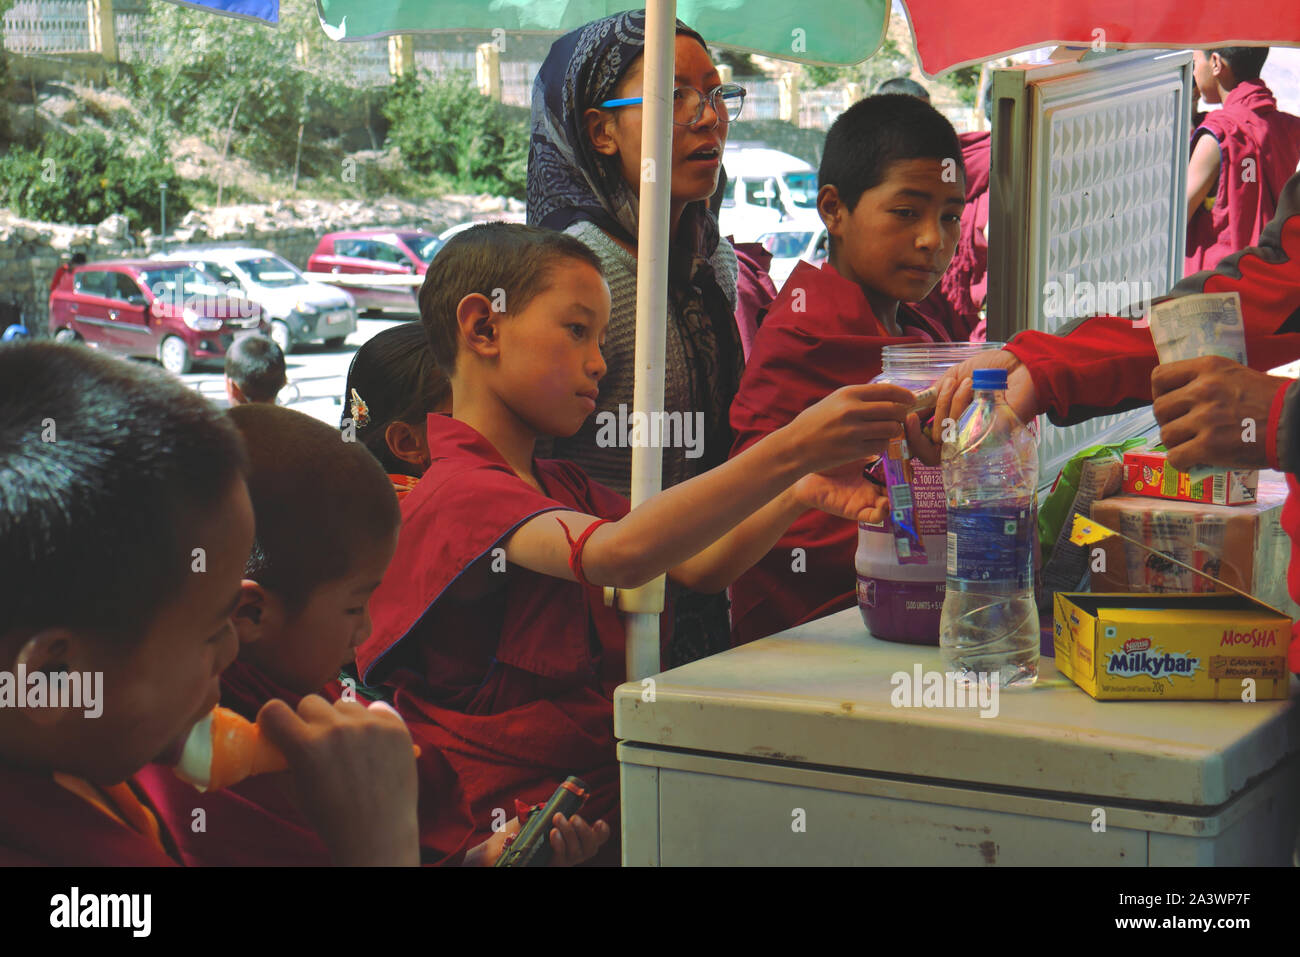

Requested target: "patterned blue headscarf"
[{"left": 527, "top": 10, "right": 726, "bottom": 295}]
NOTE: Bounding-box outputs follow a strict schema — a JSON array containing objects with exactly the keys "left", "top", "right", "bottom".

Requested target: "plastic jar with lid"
[{"left": 858, "top": 341, "right": 1001, "bottom": 644}]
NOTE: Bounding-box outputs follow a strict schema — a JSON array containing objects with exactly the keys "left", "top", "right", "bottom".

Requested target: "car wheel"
[
  {"left": 270, "top": 320, "right": 293, "bottom": 355},
  {"left": 324, "top": 335, "right": 347, "bottom": 349},
  {"left": 159, "top": 335, "right": 192, "bottom": 375},
  {"left": 54, "top": 327, "right": 79, "bottom": 344}
]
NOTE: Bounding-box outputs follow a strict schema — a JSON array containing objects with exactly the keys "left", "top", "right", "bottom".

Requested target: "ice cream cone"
[
  {"left": 174, "top": 706, "right": 286, "bottom": 792},
  {"left": 174, "top": 705, "right": 422, "bottom": 792}
]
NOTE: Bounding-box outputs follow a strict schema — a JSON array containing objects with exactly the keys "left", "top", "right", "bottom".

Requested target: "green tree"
[
  {"left": 0, "top": 0, "right": 15, "bottom": 145},
  {"left": 127, "top": 0, "right": 366, "bottom": 194},
  {"left": 382, "top": 71, "right": 528, "bottom": 198},
  {"left": 0, "top": 128, "right": 189, "bottom": 228}
]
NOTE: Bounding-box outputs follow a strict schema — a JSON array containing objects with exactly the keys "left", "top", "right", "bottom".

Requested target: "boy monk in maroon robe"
[
  {"left": 0, "top": 344, "right": 421, "bottom": 866},
  {"left": 139, "top": 404, "right": 606, "bottom": 867},
  {"left": 1187, "top": 46, "right": 1300, "bottom": 274},
  {"left": 726, "top": 95, "right": 965, "bottom": 646},
  {"left": 358, "top": 223, "right": 916, "bottom": 862}
]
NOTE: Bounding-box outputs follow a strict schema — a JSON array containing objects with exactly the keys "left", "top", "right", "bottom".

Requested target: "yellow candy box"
[{"left": 1053, "top": 592, "right": 1293, "bottom": 700}]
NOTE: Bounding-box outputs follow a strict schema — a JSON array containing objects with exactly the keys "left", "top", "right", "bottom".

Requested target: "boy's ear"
[
  {"left": 385, "top": 420, "right": 431, "bottom": 470},
  {"left": 457, "top": 293, "right": 501, "bottom": 360},
  {"left": 226, "top": 378, "right": 246, "bottom": 407},
  {"left": 12, "top": 628, "right": 82, "bottom": 727},
  {"left": 584, "top": 107, "right": 619, "bottom": 157},
  {"left": 231, "top": 580, "right": 277, "bottom": 648},
  {"left": 817, "top": 183, "right": 846, "bottom": 236}
]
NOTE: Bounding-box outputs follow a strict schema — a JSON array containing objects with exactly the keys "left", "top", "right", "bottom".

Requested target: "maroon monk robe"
[
  {"left": 1186, "top": 79, "right": 1300, "bottom": 274},
  {"left": 727, "top": 260, "right": 950, "bottom": 646},
  {"left": 0, "top": 761, "right": 181, "bottom": 865},
  {"left": 137, "top": 659, "right": 476, "bottom": 866},
  {"left": 730, "top": 240, "right": 779, "bottom": 360},
  {"left": 909, "top": 130, "right": 992, "bottom": 342},
  {"left": 358, "top": 413, "right": 662, "bottom": 865}
]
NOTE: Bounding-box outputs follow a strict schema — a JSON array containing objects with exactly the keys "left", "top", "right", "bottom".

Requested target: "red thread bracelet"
[{"left": 556, "top": 516, "right": 612, "bottom": 588}]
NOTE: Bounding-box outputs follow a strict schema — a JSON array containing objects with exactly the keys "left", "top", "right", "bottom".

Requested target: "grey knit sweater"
[{"left": 540, "top": 219, "right": 740, "bottom": 497}]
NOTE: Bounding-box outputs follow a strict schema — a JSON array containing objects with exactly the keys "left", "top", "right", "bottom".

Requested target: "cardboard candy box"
[
  {"left": 1089, "top": 481, "right": 1300, "bottom": 618},
  {"left": 1054, "top": 592, "right": 1292, "bottom": 701},
  {"left": 1121, "top": 449, "right": 1257, "bottom": 506}
]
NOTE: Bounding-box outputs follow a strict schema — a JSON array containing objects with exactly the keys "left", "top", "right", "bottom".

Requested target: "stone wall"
[{"left": 0, "top": 192, "right": 524, "bottom": 334}]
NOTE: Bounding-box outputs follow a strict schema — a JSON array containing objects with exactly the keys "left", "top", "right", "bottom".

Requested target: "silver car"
[{"left": 151, "top": 246, "right": 357, "bottom": 354}]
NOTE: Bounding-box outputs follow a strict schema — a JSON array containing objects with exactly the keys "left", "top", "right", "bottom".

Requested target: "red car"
[
  {"left": 48, "top": 259, "right": 268, "bottom": 375},
  {"left": 305, "top": 229, "right": 438, "bottom": 314}
]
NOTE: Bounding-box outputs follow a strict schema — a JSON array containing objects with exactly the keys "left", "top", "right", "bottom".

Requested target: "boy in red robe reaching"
[
  {"left": 726, "top": 94, "right": 966, "bottom": 646},
  {"left": 0, "top": 344, "right": 421, "bottom": 866},
  {"left": 358, "top": 223, "right": 916, "bottom": 863},
  {"left": 1186, "top": 46, "right": 1300, "bottom": 274}
]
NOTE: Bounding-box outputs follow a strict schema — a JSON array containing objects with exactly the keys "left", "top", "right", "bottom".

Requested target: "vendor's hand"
[
  {"left": 1150, "top": 356, "right": 1285, "bottom": 470},
  {"left": 259, "top": 696, "right": 419, "bottom": 867},
  {"left": 906, "top": 377, "right": 957, "bottom": 467},
  {"left": 791, "top": 460, "right": 892, "bottom": 523},
  {"left": 935, "top": 349, "right": 1041, "bottom": 426},
  {"left": 548, "top": 813, "right": 610, "bottom": 867}
]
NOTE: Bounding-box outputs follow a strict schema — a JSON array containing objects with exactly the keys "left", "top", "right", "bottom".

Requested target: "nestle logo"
[
  {"left": 1220, "top": 627, "right": 1277, "bottom": 648},
  {"left": 1122, "top": 637, "right": 1151, "bottom": 653}
]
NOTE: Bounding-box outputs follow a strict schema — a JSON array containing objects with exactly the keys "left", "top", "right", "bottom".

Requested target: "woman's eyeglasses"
[{"left": 598, "top": 83, "right": 747, "bottom": 127}]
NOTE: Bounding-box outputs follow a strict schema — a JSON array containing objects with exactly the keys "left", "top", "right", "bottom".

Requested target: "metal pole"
[
  {"left": 621, "top": 0, "right": 675, "bottom": 681},
  {"left": 159, "top": 183, "right": 167, "bottom": 253}
]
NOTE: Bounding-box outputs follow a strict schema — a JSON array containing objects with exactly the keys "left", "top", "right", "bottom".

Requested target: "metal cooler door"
[{"left": 987, "top": 50, "right": 1194, "bottom": 488}]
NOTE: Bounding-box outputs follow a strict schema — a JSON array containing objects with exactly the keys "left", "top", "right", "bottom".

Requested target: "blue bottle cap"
[{"left": 971, "top": 368, "right": 1007, "bottom": 391}]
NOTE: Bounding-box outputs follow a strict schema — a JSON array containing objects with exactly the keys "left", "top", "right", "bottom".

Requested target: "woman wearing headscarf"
[{"left": 528, "top": 11, "right": 746, "bottom": 666}]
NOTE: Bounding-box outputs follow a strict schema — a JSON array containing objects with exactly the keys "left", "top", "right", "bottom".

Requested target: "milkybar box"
[
  {"left": 1053, "top": 592, "right": 1293, "bottom": 700},
  {"left": 1122, "top": 450, "right": 1256, "bottom": 505}
]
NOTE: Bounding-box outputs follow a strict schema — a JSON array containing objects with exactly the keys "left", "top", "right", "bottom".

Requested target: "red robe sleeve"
[
  {"left": 1007, "top": 169, "right": 1300, "bottom": 427},
  {"left": 0, "top": 762, "right": 180, "bottom": 866}
]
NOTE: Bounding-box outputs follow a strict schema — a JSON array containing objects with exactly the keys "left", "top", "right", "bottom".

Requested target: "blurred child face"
[
  {"left": 242, "top": 526, "right": 400, "bottom": 693},
  {"left": 495, "top": 260, "right": 611, "bottom": 438},
  {"left": 6, "top": 478, "right": 255, "bottom": 785},
  {"left": 819, "top": 158, "right": 965, "bottom": 310},
  {"left": 588, "top": 36, "right": 728, "bottom": 212}
]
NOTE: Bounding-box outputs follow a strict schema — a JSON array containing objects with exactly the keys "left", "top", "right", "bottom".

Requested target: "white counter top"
[{"left": 614, "top": 608, "right": 1300, "bottom": 807}]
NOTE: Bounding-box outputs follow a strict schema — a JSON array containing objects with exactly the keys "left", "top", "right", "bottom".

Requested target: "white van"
[{"left": 718, "top": 147, "right": 823, "bottom": 243}]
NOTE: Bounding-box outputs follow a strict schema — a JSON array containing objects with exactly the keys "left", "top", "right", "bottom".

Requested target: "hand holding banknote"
[
  {"left": 1151, "top": 355, "right": 1287, "bottom": 470},
  {"left": 1147, "top": 292, "right": 1256, "bottom": 478}
]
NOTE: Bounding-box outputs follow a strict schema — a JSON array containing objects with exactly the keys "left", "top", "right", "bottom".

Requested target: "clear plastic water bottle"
[{"left": 939, "top": 367, "right": 1039, "bottom": 688}]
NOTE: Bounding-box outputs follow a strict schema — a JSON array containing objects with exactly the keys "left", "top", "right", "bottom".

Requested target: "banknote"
[{"left": 1147, "top": 292, "right": 1247, "bottom": 480}]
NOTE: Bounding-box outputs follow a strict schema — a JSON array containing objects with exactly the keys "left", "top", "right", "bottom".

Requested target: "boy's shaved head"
[
  {"left": 419, "top": 222, "right": 604, "bottom": 378},
  {"left": 228, "top": 404, "right": 400, "bottom": 616},
  {"left": 820, "top": 94, "right": 963, "bottom": 212},
  {"left": 0, "top": 342, "right": 246, "bottom": 642},
  {"left": 1210, "top": 46, "right": 1269, "bottom": 82}
]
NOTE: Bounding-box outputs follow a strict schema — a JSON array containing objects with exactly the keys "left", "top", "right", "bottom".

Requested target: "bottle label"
[{"left": 946, "top": 507, "right": 1034, "bottom": 586}]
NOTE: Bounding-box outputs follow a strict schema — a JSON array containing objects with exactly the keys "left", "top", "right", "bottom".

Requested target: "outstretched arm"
[{"left": 503, "top": 383, "right": 912, "bottom": 591}]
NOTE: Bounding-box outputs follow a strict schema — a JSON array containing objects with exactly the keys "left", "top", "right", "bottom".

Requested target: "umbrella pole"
[{"left": 621, "top": 0, "right": 676, "bottom": 681}]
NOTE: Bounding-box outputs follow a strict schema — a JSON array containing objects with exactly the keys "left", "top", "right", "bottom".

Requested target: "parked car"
[
  {"left": 48, "top": 258, "right": 267, "bottom": 375},
  {"left": 755, "top": 224, "right": 828, "bottom": 287},
  {"left": 719, "top": 147, "right": 823, "bottom": 244},
  {"left": 152, "top": 246, "right": 356, "bottom": 354},
  {"left": 305, "top": 229, "right": 439, "bottom": 314}
]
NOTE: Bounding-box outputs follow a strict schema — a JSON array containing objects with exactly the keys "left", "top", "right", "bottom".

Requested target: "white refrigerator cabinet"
[{"left": 614, "top": 609, "right": 1300, "bottom": 866}]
